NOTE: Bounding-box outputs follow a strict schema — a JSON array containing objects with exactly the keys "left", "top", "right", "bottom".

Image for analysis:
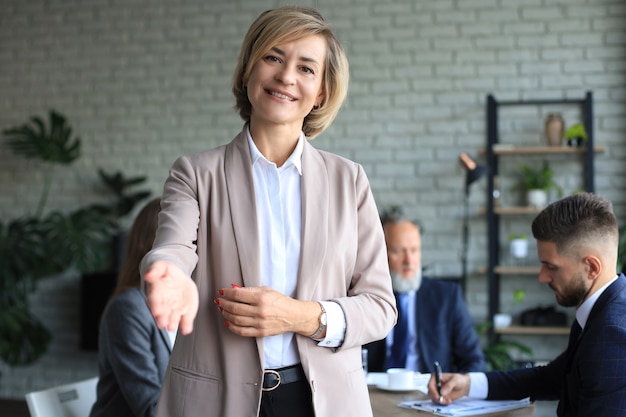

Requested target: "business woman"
[
  {"left": 141, "top": 6, "right": 396, "bottom": 417},
  {"left": 90, "top": 198, "right": 174, "bottom": 417}
]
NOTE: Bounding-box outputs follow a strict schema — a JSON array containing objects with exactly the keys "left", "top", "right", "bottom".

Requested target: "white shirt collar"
[
  {"left": 576, "top": 274, "right": 619, "bottom": 329},
  {"left": 246, "top": 126, "right": 304, "bottom": 175}
]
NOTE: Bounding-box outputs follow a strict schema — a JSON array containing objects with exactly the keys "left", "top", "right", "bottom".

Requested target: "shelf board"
[
  {"left": 478, "top": 145, "right": 606, "bottom": 155},
  {"left": 495, "top": 325, "right": 570, "bottom": 335},
  {"left": 478, "top": 206, "right": 542, "bottom": 215},
  {"left": 477, "top": 266, "right": 540, "bottom": 274}
]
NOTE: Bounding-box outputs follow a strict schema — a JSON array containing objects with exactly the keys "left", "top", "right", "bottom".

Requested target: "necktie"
[
  {"left": 388, "top": 293, "right": 409, "bottom": 369},
  {"left": 568, "top": 320, "right": 582, "bottom": 349},
  {"left": 565, "top": 319, "right": 582, "bottom": 366}
]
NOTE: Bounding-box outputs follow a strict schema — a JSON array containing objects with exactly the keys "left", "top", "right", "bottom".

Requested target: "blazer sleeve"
[
  {"left": 141, "top": 154, "right": 201, "bottom": 277},
  {"left": 332, "top": 163, "right": 397, "bottom": 348},
  {"left": 486, "top": 353, "right": 564, "bottom": 401},
  {"left": 99, "top": 292, "right": 166, "bottom": 417}
]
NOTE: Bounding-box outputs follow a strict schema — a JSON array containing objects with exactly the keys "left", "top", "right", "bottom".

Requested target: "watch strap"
[{"left": 309, "top": 302, "right": 326, "bottom": 339}]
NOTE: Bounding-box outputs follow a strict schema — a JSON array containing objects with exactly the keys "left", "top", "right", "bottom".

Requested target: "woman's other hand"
[{"left": 215, "top": 285, "right": 321, "bottom": 338}]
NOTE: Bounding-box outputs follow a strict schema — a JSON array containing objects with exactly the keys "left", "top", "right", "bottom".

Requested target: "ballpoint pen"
[{"left": 434, "top": 361, "right": 443, "bottom": 404}]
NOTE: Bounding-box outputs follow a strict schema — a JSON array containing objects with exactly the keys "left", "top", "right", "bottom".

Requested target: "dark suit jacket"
[
  {"left": 486, "top": 273, "right": 626, "bottom": 417},
  {"left": 365, "top": 277, "right": 486, "bottom": 373},
  {"left": 90, "top": 288, "right": 172, "bottom": 417}
]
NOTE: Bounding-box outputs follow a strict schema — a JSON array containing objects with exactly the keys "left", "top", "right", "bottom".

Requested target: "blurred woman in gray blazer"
[{"left": 90, "top": 198, "right": 173, "bottom": 417}]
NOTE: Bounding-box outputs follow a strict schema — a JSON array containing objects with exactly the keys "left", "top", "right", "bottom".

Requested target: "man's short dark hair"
[{"left": 531, "top": 193, "right": 617, "bottom": 252}]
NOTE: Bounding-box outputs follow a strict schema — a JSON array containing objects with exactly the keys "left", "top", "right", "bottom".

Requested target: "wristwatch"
[{"left": 309, "top": 302, "right": 327, "bottom": 340}]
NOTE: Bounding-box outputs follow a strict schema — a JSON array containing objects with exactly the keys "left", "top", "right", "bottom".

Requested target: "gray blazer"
[
  {"left": 141, "top": 128, "right": 397, "bottom": 417},
  {"left": 89, "top": 288, "right": 172, "bottom": 417}
]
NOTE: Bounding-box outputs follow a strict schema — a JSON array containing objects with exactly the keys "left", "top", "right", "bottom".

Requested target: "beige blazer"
[{"left": 142, "top": 128, "right": 397, "bottom": 417}]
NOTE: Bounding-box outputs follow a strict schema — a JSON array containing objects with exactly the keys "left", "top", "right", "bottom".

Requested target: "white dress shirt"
[{"left": 247, "top": 129, "right": 346, "bottom": 369}]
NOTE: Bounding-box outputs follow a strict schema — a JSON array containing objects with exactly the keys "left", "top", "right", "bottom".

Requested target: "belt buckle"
[{"left": 262, "top": 370, "right": 281, "bottom": 392}]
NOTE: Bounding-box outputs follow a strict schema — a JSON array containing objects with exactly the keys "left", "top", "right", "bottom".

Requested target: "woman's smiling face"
[{"left": 245, "top": 35, "right": 326, "bottom": 132}]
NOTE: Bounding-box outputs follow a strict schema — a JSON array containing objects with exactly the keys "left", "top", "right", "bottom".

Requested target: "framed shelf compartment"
[{"left": 484, "top": 91, "right": 601, "bottom": 338}]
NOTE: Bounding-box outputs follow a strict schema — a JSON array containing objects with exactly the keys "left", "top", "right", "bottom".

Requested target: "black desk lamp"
[{"left": 459, "top": 152, "right": 487, "bottom": 295}]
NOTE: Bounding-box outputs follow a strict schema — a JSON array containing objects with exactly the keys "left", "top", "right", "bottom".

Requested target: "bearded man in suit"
[{"left": 365, "top": 206, "right": 485, "bottom": 374}]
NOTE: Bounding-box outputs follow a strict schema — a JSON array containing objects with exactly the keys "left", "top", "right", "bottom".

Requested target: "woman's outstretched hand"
[{"left": 144, "top": 260, "right": 199, "bottom": 335}]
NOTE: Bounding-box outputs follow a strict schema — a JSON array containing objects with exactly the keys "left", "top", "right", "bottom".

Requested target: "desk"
[{"left": 369, "top": 387, "right": 535, "bottom": 417}]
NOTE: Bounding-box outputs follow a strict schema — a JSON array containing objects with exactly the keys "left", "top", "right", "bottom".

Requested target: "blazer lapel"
[
  {"left": 296, "top": 141, "right": 328, "bottom": 299},
  {"left": 158, "top": 327, "right": 173, "bottom": 353},
  {"left": 141, "top": 291, "right": 174, "bottom": 353},
  {"left": 568, "top": 274, "right": 626, "bottom": 365},
  {"left": 225, "top": 129, "right": 261, "bottom": 288}
]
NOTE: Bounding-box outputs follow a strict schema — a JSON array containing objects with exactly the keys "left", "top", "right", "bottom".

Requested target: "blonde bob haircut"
[{"left": 232, "top": 6, "right": 349, "bottom": 138}]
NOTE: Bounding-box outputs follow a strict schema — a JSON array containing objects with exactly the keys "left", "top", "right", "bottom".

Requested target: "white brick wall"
[{"left": 0, "top": 0, "right": 624, "bottom": 412}]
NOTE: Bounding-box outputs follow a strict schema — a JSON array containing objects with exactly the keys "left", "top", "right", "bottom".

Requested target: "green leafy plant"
[
  {"left": 513, "top": 289, "right": 526, "bottom": 304},
  {"left": 565, "top": 123, "right": 588, "bottom": 147},
  {"left": 90, "top": 169, "right": 151, "bottom": 233},
  {"left": 564, "top": 123, "right": 588, "bottom": 142},
  {"left": 517, "top": 160, "right": 563, "bottom": 196},
  {"left": 0, "top": 111, "right": 114, "bottom": 370},
  {"left": 477, "top": 322, "right": 534, "bottom": 371}
]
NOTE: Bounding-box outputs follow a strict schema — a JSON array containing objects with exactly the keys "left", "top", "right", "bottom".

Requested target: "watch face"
[{"left": 320, "top": 312, "right": 327, "bottom": 325}]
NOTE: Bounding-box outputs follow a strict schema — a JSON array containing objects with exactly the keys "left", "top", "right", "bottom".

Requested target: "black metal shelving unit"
[{"left": 485, "top": 92, "right": 597, "bottom": 335}]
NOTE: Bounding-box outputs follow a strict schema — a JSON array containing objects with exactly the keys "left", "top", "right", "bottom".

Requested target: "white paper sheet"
[{"left": 399, "top": 397, "right": 531, "bottom": 416}]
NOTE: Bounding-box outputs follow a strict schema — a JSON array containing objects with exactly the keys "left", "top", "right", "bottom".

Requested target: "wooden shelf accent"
[
  {"left": 496, "top": 266, "right": 540, "bottom": 274},
  {"left": 477, "top": 266, "right": 540, "bottom": 274},
  {"left": 478, "top": 145, "right": 606, "bottom": 155},
  {"left": 478, "top": 206, "right": 542, "bottom": 215},
  {"left": 495, "top": 325, "right": 570, "bottom": 335}
]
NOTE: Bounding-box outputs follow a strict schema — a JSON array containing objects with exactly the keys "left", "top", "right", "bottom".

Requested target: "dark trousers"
[{"left": 259, "top": 379, "right": 315, "bottom": 417}]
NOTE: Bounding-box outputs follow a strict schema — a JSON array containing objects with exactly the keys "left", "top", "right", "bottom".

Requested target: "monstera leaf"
[
  {"left": 3, "top": 110, "right": 81, "bottom": 164},
  {"left": 0, "top": 299, "right": 52, "bottom": 366},
  {"left": 41, "top": 208, "right": 113, "bottom": 274},
  {"left": 90, "top": 168, "right": 151, "bottom": 230},
  {"left": 0, "top": 110, "right": 116, "bottom": 370}
]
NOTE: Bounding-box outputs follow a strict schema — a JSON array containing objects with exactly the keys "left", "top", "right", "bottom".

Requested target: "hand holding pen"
[{"left": 427, "top": 368, "right": 472, "bottom": 406}]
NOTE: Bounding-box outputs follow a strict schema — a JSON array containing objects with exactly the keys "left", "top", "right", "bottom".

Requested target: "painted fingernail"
[
  {"left": 214, "top": 298, "right": 220, "bottom": 305},
  {"left": 224, "top": 321, "right": 230, "bottom": 327},
  {"left": 218, "top": 289, "right": 224, "bottom": 295},
  {"left": 231, "top": 284, "right": 242, "bottom": 288}
]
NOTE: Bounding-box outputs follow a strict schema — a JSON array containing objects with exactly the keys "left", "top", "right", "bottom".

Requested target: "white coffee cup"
[{"left": 387, "top": 368, "right": 414, "bottom": 389}]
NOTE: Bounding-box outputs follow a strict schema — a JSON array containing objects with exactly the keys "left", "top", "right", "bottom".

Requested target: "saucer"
[
  {"left": 376, "top": 382, "right": 422, "bottom": 392},
  {"left": 371, "top": 372, "right": 430, "bottom": 393}
]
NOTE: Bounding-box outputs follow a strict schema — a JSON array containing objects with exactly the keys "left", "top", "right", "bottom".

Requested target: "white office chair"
[{"left": 25, "top": 376, "right": 98, "bottom": 417}]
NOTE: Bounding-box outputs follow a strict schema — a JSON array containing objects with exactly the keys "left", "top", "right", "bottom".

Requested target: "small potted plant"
[
  {"left": 564, "top": 123, "right": 588, "bottom": 147},
  {"left": 517, "top": 160, "right": 563, "bottom": 208},
  {"left": 508, "top": 234, "right": 528, "bottom": 260},
  {"left": 477, "top": 321, "right": 533, "bottom": 370}
]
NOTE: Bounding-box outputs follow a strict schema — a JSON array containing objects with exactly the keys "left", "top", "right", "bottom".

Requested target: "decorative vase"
[
  {"left": 544, "top": 113, "right": 564, "bottom": 147},
  {"left": 527, "top": 189, "right": 548, "bottom": 208}
]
